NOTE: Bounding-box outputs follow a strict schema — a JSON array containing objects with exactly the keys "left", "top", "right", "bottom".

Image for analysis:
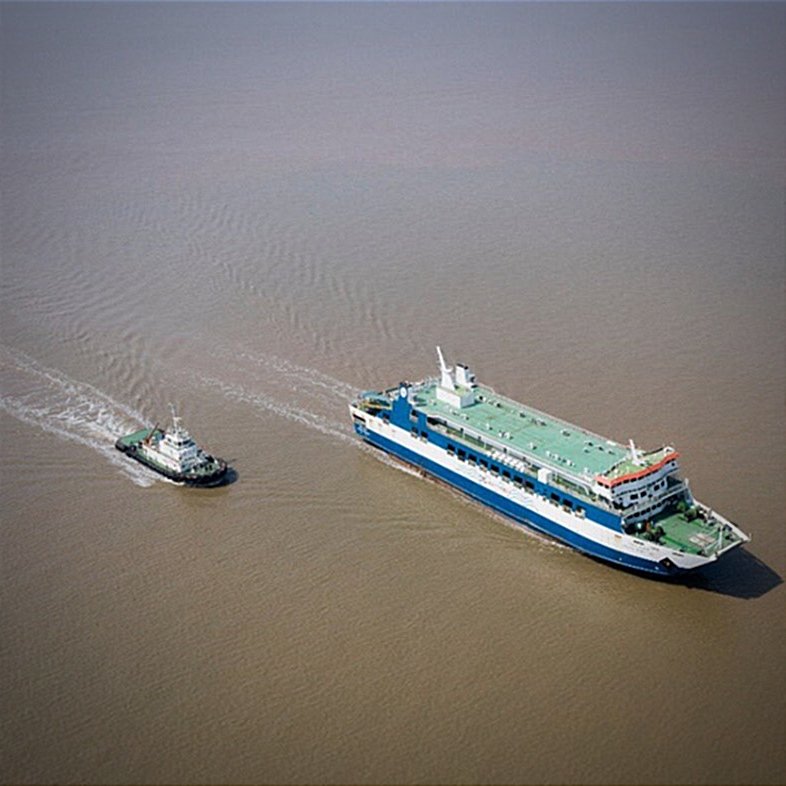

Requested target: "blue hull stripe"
[{"left": 358, "top": 425, "right": 679, "bottom": 576}]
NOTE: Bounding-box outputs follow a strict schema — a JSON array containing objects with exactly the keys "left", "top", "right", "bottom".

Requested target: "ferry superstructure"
[{"left": 349, "top": 349, "right": 749, "bottom": 576}]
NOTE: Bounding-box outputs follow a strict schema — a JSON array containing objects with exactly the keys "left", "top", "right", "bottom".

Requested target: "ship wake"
[
  {"left": 188, "top": 348, "right": 355, "bottom": 444},
  {"left": 189, "top": 347, "right": 565, "bottom": 551},
  {"left": 193, "top": 373, "right": 356, "bottom": 446},
  {"left": 0, "top": 345, "right": 157, "bottom": 487}
]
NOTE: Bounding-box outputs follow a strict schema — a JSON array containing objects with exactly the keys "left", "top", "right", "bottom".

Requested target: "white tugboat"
[{"left": 116, "top": 406, "right": 229, "bottom": 487}]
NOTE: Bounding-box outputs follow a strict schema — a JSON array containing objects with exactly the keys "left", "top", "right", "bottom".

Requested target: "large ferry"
[
  {"left": 349, "top": 349, "right": 750, "bottom": 576},
  {"left": 115, "top": 407, "right": 229, "bottom": 487}
]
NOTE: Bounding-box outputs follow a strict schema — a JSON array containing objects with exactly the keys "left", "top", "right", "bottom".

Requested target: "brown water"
[{"left": 1, "top": 3, "right": 784, "bottom": 783}]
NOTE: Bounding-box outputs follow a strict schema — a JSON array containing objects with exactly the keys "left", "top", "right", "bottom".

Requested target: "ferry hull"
[
  {"left": 355, "top": 422, "right": 697, "bottom": 577},
  {"left": 350, "top": 349, "right": 749, "bottom": 577}
]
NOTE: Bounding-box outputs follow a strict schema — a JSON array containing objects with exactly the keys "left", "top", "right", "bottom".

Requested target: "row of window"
[
  {"left": 405, "top": 423, "right": 591, "bottom": 517},
  {"left": 627, "top": 477, "right": 668, "bottom": 501},
  {"left": 446, "top": 442, "right": 530, "bottom": 481},
  {"left": 444, "top": 441, "right": 586, "bottom": 515}
]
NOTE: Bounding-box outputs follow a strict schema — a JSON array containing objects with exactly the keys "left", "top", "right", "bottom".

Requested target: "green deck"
[
  {"left": 604, "top": 448, "right": 674, "bottom": 480},
  {"left": 647, "top": 508, "right": 741, "bottom": 555},
  {"left": 412, "top": 382, "right": 629, "bottom": 478},
  {"left": 115, "top": 427, "right": 156, "bottom": 447}
]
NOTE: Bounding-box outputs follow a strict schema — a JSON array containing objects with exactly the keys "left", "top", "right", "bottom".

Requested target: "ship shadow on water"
[
  {"left": 217, "top": 466, "right": 240, "bottom": 487},
  {"left": 585, "top": 548, "right": 781, "bottom": 599},
  {"left": 677, "top": 549, "right": 782, "bottom": 600}
]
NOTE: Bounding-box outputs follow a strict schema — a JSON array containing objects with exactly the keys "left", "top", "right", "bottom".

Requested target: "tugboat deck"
[{"left": 115, "top": 428, "right": 156, "bottom": 448}]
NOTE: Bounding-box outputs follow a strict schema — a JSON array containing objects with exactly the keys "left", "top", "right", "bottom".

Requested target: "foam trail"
[
  {"left": 191, "top": 370, "right": 432, "bottom": 487},
  {"left": 0, "top": 345, "right": 157, "bottom": 487},
  {"left": 235, "top": 349, "right": 358, "bottom": 401},
  {"left": 196, "top": 350, "right": 450, "bottom": 474},
  {"left": 192, "top": 373, "right": 356, "bottom": 446},
  {"left": 192, "top": 357, "right": 561, "bottom": 548}
]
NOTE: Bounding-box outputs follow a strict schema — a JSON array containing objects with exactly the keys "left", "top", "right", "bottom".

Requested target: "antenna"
[
  {"left": 436, "top": 346, "right": 454, "bottom": 390},
  {"left": 144, "top": 423, "right": 159, "bottom": 444},
  {"left": 436, "top": 345, "right": 448, "bottom": 373},
  {"left": 628, "top": 438, "right": 643, "bottom": 466},
  {"left": 169, "top": 402, "right": 182, "bottom": 431},
  {"left": 714, "top": 512, "right": 723, "bottom": 553}
]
